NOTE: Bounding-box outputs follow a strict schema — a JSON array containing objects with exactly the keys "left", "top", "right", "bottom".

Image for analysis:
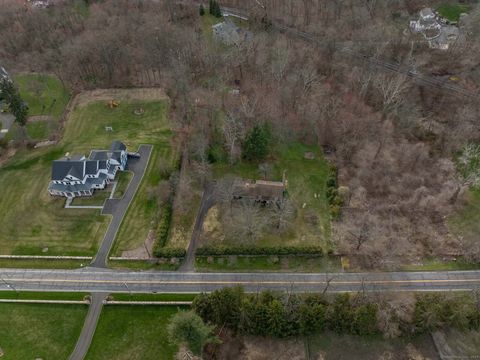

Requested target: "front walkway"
[{"left": 64, "top": 181, "right": 119, "bottom": 210}]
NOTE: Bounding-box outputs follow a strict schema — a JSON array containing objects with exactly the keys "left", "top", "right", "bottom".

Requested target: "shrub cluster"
[
  {"left": 156, "top": 201, "right": 172, "bottom": 249},
  {"left": 193, "top": 288, "right": 378, "bottom": 338},
  {"left": 414, "top": 293, "right": 480, "bottom": 333},
  {"left": 326, "top": 163, "right": 342, "bottom": 219},
  {"left": 195, "top": 245, "right": 324, "bottom": 256},
  {"left": 155, "top": 247, "right": 186, "bottom": 258}
]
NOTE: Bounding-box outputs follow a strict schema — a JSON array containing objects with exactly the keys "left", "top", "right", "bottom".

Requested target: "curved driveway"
[{"left": 90, "top": 145, "right": 153, "bottom": 268}]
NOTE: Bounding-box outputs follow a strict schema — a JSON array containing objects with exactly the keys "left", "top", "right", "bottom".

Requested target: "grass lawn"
[
  {"left": 206, "top": 142, "right": 332, "bottom": 249},
  {"left": 195, "top": 255, "right": 342, "bottom": 272},
  {"left": 0, "top": 100, "right": 172, "bottom": 256},
  {"left": 0, "top": 303, "right": 87, "bottom": 359},
  {"left": 401, "top": 257, "right": 480, "bottom": 271},
  {"left": 109, "top": 259, "right": 180, "bottom": 271},
  {"left": 26, "top": 121, "right": 49, "bottom": 140},
  {"left": 112, "top": 135, "right": 176, "bottom": 255},
  {"left": 201, "top": 13, "right": 224, "bottom": 45},
  {"left": 0, "top": 291, "right": 88, "bottom": 301},
  {"left": 437, "top": 4, "right": 471, "bottom": 22},
  {"left": 111, "top": 293, "right": 196, "bottom": 302},
  {"left": 307, "top": 332, "right": 438, "bottom": 360},
  {"left": 71, "top": 186, "right": 112, "bottom": 206},
  {"left": 0, "top": 258, "right": 90, "bottom": 269},
  {"left": 15, "top": 73, "right": 70, "bottom": 141},
  {"left": 113, "top": 170, "right": 133, "bottom": 198},
  {"left": 448, "top": 188, "right": 480, "bottom": 260},
  {"left": 86, "top": 305, "right": 185, "bottom": 360}
]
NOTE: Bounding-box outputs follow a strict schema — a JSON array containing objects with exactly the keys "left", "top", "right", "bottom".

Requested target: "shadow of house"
[{"left": 232, "top": 178, "right": 286, "bottom": 206}]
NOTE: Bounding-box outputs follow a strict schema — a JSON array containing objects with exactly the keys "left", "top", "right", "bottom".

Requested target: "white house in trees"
[{"left": 48, "top": 141, "right": 128, "bottom": 198}]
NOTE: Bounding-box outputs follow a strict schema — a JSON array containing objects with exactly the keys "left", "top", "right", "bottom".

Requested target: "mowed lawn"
[
  {"left": 209, "top": 142, "right": 332, "bottom": 248},
  {"left": 14, "top": 73, "right": 70, "bottom": 140},
  {"left": 449, "top": 188, "right": 480, "bottom": 252},
  {"left": 0, "top": 303, "right": 87, "bottom": 359},
  {"left": 0, "top": 100, "right": 172, "bottom": 255},
  {"left": 112, "top": 106, "right": 175, "bottom": 255},
  {"left": 85, "top": 306, "right": 184, "bottom": 360}
]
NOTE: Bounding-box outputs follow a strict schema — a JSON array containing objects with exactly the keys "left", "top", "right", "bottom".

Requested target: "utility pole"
[{"left": 1, "top": 276, "right": 17, "bottom": 297}]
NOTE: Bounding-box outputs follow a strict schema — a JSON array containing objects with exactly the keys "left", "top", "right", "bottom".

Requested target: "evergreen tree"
[
  {"left": 213, "top": 1, "right": 222, "bottom": 18},
  {"left": 352, "top": 303, "right": 378, "bottom": 335},
  {"left": 242, "top": 124, "right": 271, "bottom": 162},
  {"left": 267, "top": 299, "right": 286, "bottom": 337},
  {"left": 199, "top": 4, "right": 205, "bottom": 16},
  {"left": 0, "top": 78, "right": 28, "bottom": 126},
  {"left": 167, "top": 311, "right": 218, "bottom": 356},
  {"left": 209, "top": 0, "right": 213, "bottom": 15}
]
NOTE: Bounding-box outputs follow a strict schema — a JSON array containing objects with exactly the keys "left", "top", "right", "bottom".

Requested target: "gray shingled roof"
[
  {"left": 111, "top": 140, "right": 126, "bottom": 151},
  {"left": 51, "top": 160, "right": 85, "bottom": 181},
  {"left": 85, "top": 160, "right": 98, "bottom": 175},
  {"left": 89, "top": 150, "right": 122, "bottom": 162}
]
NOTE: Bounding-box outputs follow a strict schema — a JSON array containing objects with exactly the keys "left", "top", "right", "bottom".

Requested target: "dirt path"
[{"left": 73, "top": 88, "right": 169, "bottom": 108}]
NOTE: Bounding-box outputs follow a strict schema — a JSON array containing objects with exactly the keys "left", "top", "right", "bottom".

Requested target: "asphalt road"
[
  {"left": 2, "top": 268, "right": 480, "bottom": 293},
  {"left": 90, "top": 145, "right": 153, "bottom": 268}
]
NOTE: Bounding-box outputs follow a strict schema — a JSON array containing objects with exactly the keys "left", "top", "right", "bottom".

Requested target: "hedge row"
[
  {"left": 156, "top": 202, "right": 173, "bottom": 249},
  {"left": 196, "top": 245, "right": 324, "bottom": 256},
  {"left": 326, "top": 163, "right": 342, "bottom": 219},
  {"left": 155, "top": 247, "right": 186, "bottom": 258}
]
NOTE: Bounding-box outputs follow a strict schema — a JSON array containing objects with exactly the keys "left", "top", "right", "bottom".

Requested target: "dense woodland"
[{"left": 1, "top": 0, "right": 480, "bottom": 267}]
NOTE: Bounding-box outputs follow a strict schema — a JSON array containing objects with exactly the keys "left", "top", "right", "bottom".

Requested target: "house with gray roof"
[
  {"left": 410, "top": 8, "right": 461, "bottom": 50},
  {"left": 48, "top": 140, "right": 128, "bottom": 198},
  {"left": 212, "top": 18, "right": 252, "bottom": 46}
]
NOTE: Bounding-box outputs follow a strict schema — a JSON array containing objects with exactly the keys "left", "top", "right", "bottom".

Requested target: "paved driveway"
[{"left": 90, "top": 145, "right": 153, "bottom": 268}]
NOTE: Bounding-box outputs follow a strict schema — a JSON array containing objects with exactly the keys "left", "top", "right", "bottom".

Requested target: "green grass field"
[
  {"left": 437, "top": 4, "right": 470, "bottom": 22},
  {"left": 0, "top": 258, "right": 89, "bottom": 269},
  {"left": 0, "top": 291, "right": 88, "bottom": 300},
  {"left": 0, "top": 303, "right": 87, "bottom": 359},
  {"left": 0, "top": 100, "right": 171, "bottom": 257},
  {"left": 86, "top": 305, "right": 184, "bottom": 360},
  {"left": 113, "top": 170, "right": 133, "bottom": 198},
  {"left": 14, "top": 73, "right": 70, "bottom": 140},
  {"left": 112, "top": 124, "right": 175, "bottom": 255},
  {"left": 207, "top": 142, "right": 332, "bottom": 249},
  {"left": 111, "top": 293, "right": 196, "bottom": 302},
  {"left": 26, "top": 121, "right": 50, "bottom": 140},
  {"left": 71, "top": 187, "right": 112, "bottom": 206},
  {"left": 449, "top": 188, "right": 480, "bottom": 261},
  {"left": 109, "top": 259, "right": 180, "bottom": 271}
]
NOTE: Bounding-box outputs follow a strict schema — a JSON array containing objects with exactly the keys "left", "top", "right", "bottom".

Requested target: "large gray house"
[{"left": 48, "top": 141, "right": 128, "bottom": 198}]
